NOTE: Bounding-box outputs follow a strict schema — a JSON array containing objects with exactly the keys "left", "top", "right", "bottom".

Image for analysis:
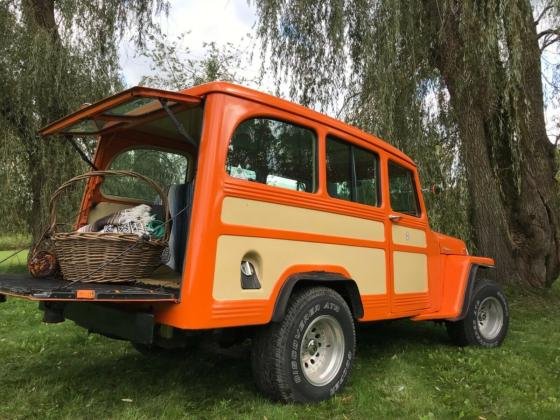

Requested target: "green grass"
[
  {"left": 0, "top": 259, "right": 559, "bottom": 418},
  {"left": 0, "top": 234, "right": 31, "bottom": 251},
  {"left": 0, "top": 249, "right": 29, "bottom": 273}
]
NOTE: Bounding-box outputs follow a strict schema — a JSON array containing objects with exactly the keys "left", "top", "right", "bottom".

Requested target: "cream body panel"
[
  {"left": 222, "top": 197, "right": 385, "bottom": 242},
  {"left": 213, "top": 236, "right": 386, "bottom": 300},
  {"left": 392, "top": 225, "right": 427, "bottom": 247},
  {"left": 393, "top": 251, "right": 428, "bottom": 293}
]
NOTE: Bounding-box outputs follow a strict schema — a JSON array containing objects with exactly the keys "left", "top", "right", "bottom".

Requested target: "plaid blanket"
[{"left": 78, "top": 204, "right": 154, "bottom": 237}]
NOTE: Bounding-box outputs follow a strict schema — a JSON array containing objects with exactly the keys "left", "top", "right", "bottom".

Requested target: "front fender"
[{"left": 413, "top": 255, "right": 494, "bottom": 321}]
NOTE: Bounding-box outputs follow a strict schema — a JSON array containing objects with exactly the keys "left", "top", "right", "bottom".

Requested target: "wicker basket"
[{"left": 49, "top": 170, "right": 170, "bottom": 283}]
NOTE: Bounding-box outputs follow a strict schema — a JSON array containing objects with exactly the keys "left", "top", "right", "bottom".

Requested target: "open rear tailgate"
[{"left": 0, "top": 274, "right": 178, "bottom": 302}]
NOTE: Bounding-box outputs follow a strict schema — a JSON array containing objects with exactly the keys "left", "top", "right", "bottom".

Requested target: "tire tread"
[
  {"left": 251, "top": 286, "right": 355, "bottom": 402},
  {"left": 446, "top": 279, "right": 509, "bottom": 347}
]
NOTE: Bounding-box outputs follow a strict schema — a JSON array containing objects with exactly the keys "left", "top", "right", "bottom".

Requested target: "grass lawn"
[
  {"left": 0, "top": 234, "right": 31, "bottom": 251},
  {"left": 0, "top": 249, "right": 29, "bottom": 273},
  {"left": 0, "top": 258, "right": 559, "bottom": 419}
]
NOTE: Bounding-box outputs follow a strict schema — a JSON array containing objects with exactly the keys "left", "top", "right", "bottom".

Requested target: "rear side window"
[
  {"left": 102, "top": 149, "right": 188, "bottom": 201},
  {"left": 388, "top": 162, "right": 420, "bottom": 216},
  {"left": 226, "top": 118, "right": 317, "bottom": 193},
  {"left": 326, "top": 136, "right": 380, "bottom": 206}
]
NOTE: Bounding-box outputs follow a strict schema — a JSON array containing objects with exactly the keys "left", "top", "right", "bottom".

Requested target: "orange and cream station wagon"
[{"left": 0, "top": 82, "right": 509, "bottom": 402}]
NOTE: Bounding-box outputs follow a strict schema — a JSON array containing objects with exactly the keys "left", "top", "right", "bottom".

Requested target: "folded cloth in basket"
[{"left": 78, "top": 204, "right": 155, "bottom": 237}]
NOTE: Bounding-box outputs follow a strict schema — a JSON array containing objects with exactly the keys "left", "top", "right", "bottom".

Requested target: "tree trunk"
[
  {"left": 22, "top": 0, "right": 59, "bottom": 43},
  {"left": 431, "top": 0, "right": 560, "bottom": 288},
  {"left": 507, "top": 0, "right": 560, "bottom": 287},
  {"left": 22, "top": 0, "right": 65, "bottom": 239},
  {"left": 27, "top": 147, "right": 45, "bottom": 238}
]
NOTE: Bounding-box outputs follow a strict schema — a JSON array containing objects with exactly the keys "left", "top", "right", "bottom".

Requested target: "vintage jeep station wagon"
[{"left": 0, "top": 82, "right": 509, "bottom": 402}]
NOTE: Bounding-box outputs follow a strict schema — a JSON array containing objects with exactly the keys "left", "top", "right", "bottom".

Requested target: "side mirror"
[
  {"left": 430, "top": 184, "right": 443, "bottom": 195},
  {"left": 422, "top": 185, "right": 443, "bottom": 195}
]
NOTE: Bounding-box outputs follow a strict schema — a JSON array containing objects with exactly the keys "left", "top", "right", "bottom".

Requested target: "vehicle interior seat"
[{"left": 166, "top": 182, "right": 194, "bottom": 273}]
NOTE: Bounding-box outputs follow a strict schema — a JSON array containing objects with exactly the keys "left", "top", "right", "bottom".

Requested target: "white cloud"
[
  {"left": 542, "top": 46, "right": 559, "bottom": 144},
  {"left": 119, "top": 0, "right": 261, "bottom": 88}
]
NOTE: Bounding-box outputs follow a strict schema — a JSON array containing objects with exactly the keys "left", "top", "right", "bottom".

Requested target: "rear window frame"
[{"left": 225, "top": 115, "right": 319, "bottom": 195}]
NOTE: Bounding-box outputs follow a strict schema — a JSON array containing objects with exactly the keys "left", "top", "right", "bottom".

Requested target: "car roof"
[{"left": 182, "top": 81, "right": 415, "bottom": 166}]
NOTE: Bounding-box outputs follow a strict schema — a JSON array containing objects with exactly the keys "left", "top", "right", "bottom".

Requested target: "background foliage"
[{"left": 0, "top": 0, "right": 169, "bottom": 238}]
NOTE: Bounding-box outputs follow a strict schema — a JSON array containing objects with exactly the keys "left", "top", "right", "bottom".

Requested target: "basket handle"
[{"left": 49, "top": 170, "right": 170, "bottom": 241}]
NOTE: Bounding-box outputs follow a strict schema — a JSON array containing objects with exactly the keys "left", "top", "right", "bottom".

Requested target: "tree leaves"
[{"left": 0, "top": 0, "right": 168, "bottom": 237}]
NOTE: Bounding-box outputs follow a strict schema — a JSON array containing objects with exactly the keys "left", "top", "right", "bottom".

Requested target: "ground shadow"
[{"left": 2, "top": 317, "right": 455, "bottom": 414}]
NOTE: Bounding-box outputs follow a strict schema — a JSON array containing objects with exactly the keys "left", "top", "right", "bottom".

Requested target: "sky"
[
  {"left": 542, "top": 47, "right": 560, "bottom": 143},
  {"left": 119, "top": 0, "right": 264, "bottom": 89},
  {"left": 119, "top": 0, "right": 559, "bottom": 142}
]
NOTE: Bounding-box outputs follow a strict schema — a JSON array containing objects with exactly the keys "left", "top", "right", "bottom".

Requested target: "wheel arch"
[
  {"left": 271, "top": 271, "right": 364, "bottom": 322},
  {"left": 455, "top": 263, "right": 496, "bottom": 321},
  {"left": 412, "top": 255, "right": 496, "bottom": 322}
]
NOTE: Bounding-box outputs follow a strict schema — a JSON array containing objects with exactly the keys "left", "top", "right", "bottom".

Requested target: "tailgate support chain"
[{"left": 160, "top": 99, "right": 198, "bottom": 149}]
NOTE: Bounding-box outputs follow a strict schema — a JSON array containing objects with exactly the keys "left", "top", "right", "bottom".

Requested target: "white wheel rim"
[
  {"left": 299, "top": 315, "right": 345, "bottom": 387},
  {"left": 477, "top": 296, "right": 504, "bottom": 340}
]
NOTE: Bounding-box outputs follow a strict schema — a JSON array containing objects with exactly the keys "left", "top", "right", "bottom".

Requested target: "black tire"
[
  {"left": 446, "top": 280, "right": 509, "bottom": 347},
  {"left": 251, "top": 286, "right": 356, "bottom": 403}
]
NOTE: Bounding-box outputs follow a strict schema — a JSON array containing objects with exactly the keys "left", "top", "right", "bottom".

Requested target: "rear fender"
[{"left": 271, "top": 271, "right": 364, "bottom": 322}]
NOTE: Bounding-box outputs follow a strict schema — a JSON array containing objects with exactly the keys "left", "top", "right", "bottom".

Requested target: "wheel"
[
  {"left": 446, "top": 280, "right": 509, "bottom": 347},
  {"left": 251, "top": 286, "right": 356, "bottom": 403}
]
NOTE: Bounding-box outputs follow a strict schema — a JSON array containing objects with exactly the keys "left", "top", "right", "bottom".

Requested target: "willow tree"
[
  {"left": 0, "top": 0, "right": 169, "bottom": 237},
  {"left": 139, "top": 33, "right": 259, "bottom": 89},
  {"left": 254, "top": 0, "right": 560, "bottom": 288}
]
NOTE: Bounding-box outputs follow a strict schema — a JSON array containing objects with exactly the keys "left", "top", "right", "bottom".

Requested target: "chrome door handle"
[{"left": 389, "top": 214, "right": 402, "bottom": 222}]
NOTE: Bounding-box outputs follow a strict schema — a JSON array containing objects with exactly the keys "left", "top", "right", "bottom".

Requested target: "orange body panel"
[{"left": 44, "top": 82, "right": 494, "bottom": 330}]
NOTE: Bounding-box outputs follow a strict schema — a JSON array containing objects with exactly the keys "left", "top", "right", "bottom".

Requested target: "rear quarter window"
[{"left": 226, "top": 118, "right": 317, "bottom": 193}]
